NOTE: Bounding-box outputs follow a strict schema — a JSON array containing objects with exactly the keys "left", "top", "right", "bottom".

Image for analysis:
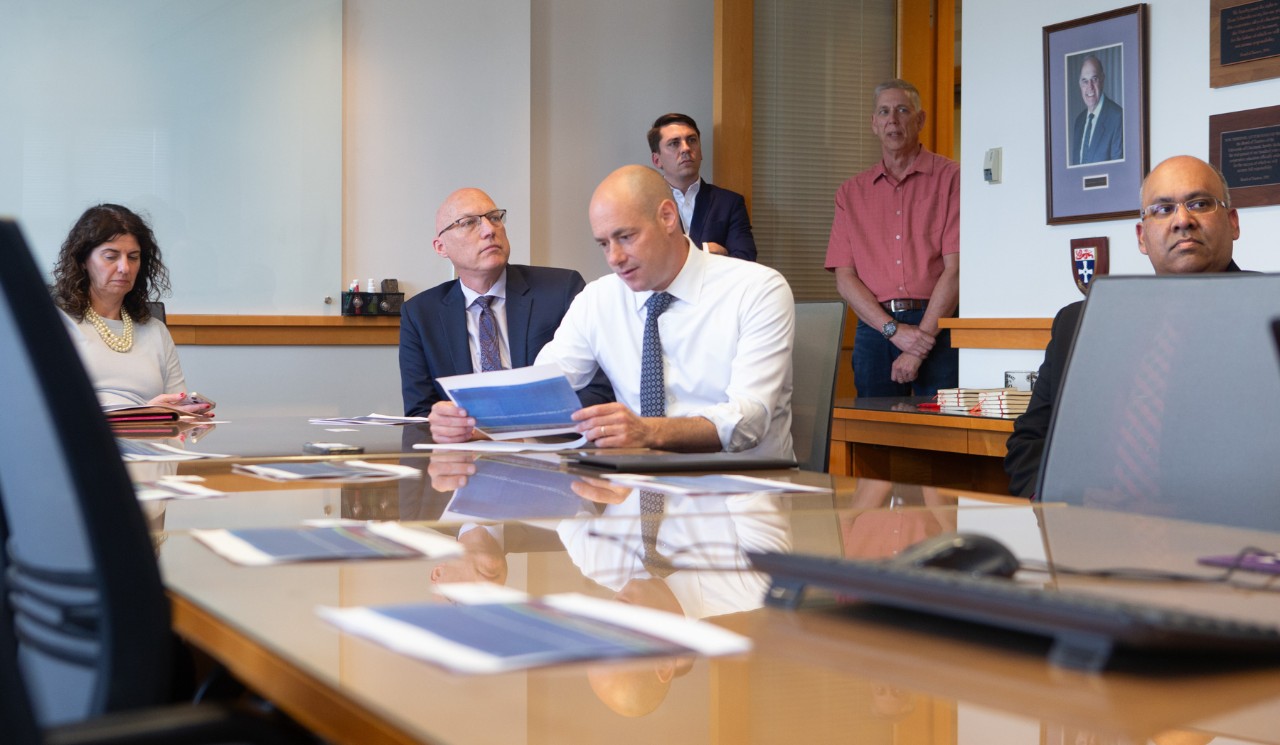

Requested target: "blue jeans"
[{"left": 852, "top": 308, "right": 959, "bottom": 398}]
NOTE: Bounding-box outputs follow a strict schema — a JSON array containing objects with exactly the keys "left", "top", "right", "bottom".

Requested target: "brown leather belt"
[{"left": 881, "top": 298, "right": 928, "bottom": 312}]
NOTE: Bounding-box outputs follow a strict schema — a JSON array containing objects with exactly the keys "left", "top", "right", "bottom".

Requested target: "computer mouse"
[{"left": 890, "top": 532, "right": 1020, "bottom": 578}]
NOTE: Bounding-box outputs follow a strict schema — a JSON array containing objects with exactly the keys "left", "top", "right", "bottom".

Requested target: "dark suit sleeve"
[
  {"left": 1003, "top": 303, "right": 1081, "bottom": 498},
  {"left": 556, "top": 271, "right": 615, "bottom": 407},
  {"left": 399, "top": 300, "right": 442, "bottom": 417},
  {"left": 720, "top": 194, "right": 757, "bottom": 261},
  {"left": 694, "top": 185, "right": 757, "bottom": 262},
  {"left": 1106, "top": 102, "right": 1124, "bottom": 161}
]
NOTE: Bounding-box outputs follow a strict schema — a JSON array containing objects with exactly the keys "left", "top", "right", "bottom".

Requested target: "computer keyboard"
[{"left": 747, "top": 550, "right": 1280, "bottom": 671}]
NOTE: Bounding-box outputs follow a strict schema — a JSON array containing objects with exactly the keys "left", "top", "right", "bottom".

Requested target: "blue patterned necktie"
[
  {"left": 640, "top": 489, "right": 674, "bottom": 577},
  {"left": 473, "top": 295, "right": 503, "bottom": 372},
  {"left": 640, "top": 292, "right": 674, "bottom": 417}
]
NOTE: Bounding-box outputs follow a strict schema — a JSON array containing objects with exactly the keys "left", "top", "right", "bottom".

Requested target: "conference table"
[{"left": 129, "top": 419, "right": 1280, "bottom": 745}]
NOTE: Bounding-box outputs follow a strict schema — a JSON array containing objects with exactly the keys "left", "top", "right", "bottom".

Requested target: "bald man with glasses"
[
  {"left": 1004, "top": 155, "right": 1247, "bottom": 497},
  {"left": 399, "top": 187, "right": 611, "bottom": 419}
]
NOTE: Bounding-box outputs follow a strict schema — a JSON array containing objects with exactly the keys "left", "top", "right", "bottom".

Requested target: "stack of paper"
[{"left": 975, "top": 389, "right": 1033, "bottom": 417}]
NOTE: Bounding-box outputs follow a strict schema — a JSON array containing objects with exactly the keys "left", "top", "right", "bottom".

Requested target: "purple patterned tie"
[
  {"left": 474, "top": 296, "right": 503, "bottom": 372},
  {"left": 640, "top": 292, "right": 674, "bottom": 417}
]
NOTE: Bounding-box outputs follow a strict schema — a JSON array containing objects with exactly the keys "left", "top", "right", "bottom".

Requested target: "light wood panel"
[
  {"left": 940, "top": 317, "right": 1052, "bottom": 350},
  {"left": 167, "top": 314, "right": 400, "bottom": 346},
  {"left": 898, "top": 0, "right": 956, "bottom": 158},
  {"left": 714, "top": 0, "right": 754, "bottom": 209}
]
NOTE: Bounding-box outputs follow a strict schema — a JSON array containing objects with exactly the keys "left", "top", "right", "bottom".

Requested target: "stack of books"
[
  {"left": 934, "top": 388, "right": 1031, "bottom": 417},
  {"left": 935, "top": 388, "right": 994, "bottom": 412},
  {"left": 975, "top": 388, "right": 1032, "bottom": 417}
]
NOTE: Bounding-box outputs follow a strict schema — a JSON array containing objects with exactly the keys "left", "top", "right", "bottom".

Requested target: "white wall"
[
  {"left": 0, "top": 0, "right": 342, "bottom": 314},
  {"left": 180, "top": 346, "right": 401, "bottom": 417},
  {"left": 341, "top": 0, "right": 712, "bottom": 295},
  {"left": 531, "top": 0, "right": 714, "bottom": 280},
  {"left": 960, "top": 0, "right": 1280, "bottom": 387},
  {"left": 342, "top": 0, "right": 533, "bottom": 299},
  {"left": 184, "top": 0, "right": 712, "bottom": 414}
]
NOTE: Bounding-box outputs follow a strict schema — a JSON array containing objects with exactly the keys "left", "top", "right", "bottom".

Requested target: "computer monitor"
[
  {"left": 1037, "top": 274, "right": 1280, "bottom": 530},
  {"left": 0, "top": 219, "right": 170, "bottom": 724}
]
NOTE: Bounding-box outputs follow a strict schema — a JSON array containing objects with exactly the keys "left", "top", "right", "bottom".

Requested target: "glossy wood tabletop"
[{"left": 149, "top": 451, "right": 1280, "bottom": 745}]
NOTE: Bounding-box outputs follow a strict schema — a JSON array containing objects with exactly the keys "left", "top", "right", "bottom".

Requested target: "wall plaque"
[
  {"left": 1210, "top": 105, "right": 1280, "bottom": 207},
  {"left": 1211, "top": 0, "right": 1280, "bottom": 86}
]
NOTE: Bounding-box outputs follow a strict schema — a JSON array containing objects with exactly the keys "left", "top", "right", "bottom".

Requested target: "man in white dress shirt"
[{"left": 544, "top": 165, "right": 794, "bottom": 458}]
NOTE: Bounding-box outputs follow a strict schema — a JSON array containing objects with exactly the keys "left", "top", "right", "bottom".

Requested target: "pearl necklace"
[{"left": 85, "top": 306, "right": 134, "bottom": 353}]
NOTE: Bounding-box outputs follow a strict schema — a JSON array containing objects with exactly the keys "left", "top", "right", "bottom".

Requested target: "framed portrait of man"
[{"left": 1043, "top": 5, "right": 1149, "bottom": 224}]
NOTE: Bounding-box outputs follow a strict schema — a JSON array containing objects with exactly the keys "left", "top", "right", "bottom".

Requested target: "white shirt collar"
[
  {"left": 459, "top": 268, "right": 509, "bottom": 307},
  {"left": 631, "top": 236, "right": 704, "bottom": 314},
  {"left": 1086, "top": 93, "right": 1108, "bottom": 117},
  {"left": 669, "top": 179, "right": 701, "bottom": 233}
]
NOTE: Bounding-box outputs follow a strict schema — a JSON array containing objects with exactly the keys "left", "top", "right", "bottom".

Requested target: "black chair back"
[{"left": 0, "top": 219, "right": 171, "bottom": 727}]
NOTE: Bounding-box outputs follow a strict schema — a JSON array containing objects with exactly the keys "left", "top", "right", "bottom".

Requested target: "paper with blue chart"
[{"left": 438, "top": 365, "right": 583, "bottom": 440}]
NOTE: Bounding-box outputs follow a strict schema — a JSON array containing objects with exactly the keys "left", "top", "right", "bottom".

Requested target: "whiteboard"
[{"left": 0, "top": 0, "right": 342, "bottom": 314}]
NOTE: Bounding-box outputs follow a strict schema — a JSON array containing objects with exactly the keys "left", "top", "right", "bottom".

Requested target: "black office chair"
[
  {"left": 0, "top": 219, "right": 305, "bottom": 743},
  {"left": 790, "top": 301, "right": 846, "bottom": 473},
  {"left": 146, "top": 301, "right": 167, "bottom": 324}
]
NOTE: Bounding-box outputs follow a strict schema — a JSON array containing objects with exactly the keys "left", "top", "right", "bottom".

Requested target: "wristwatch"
[{"left": 881, "top": 320, "right": 898, "bottom": 339}]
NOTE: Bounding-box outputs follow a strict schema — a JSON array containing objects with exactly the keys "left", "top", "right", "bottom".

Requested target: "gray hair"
[{"left": 873, "top": 79, "right": 922, "bottom": 112}]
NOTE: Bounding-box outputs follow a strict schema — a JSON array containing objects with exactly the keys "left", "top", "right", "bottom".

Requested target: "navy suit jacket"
[
  {"left": 399, "top": 264, "right": 612, "bottom": 416},
  {"left": 688, "top": 180, "right": 757, "bottom": 261},
  {"left": 1069, "top": 97, "right": 1123, "bottom": 165}
]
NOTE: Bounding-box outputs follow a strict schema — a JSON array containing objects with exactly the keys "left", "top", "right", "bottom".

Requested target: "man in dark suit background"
[
  {"left": 647, "top": 113, "right": 757, "bottom": 261},
  {"left": 1068, "top": 54, "right": 1124, "bottom": 166},
  {"left": 1004, "top": 155, "right": 1244, "bottom": 497},
  {"left": 399, "top": 187, "right": 611, "bottom": 418}
]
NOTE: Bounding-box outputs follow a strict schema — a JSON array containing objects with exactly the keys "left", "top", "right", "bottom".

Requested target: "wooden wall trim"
[
  {"left": 165, "top": 314, "right": 1052, "bottom": 349},
  {"left": 939, "top": 317, "right": 1052, "bottom": 350},
  {"left": 167, "top": 315, "right": 400, "bottom": 346},
  {"left": 714, "top": 0, "right": 754, "bottom": 209},
  {"left": 899, "top": 0, "right": 955, "bottom": 158}
]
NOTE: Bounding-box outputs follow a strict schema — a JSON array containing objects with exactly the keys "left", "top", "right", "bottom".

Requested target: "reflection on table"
[{"left": 153, "top": 464, "right": 1280, "bottom": 745}]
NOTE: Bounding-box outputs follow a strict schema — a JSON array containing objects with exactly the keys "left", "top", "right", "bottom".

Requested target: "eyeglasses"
[
  {"left": 437, "top": 209, "right": 507, "bottom": 237},
  {"left": 1140, "top": 198, "right": 1227, "bottom": 221}
]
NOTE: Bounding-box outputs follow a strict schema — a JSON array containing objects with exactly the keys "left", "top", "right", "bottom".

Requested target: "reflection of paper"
[
  {"left": 601, "top": 473, "right": 831, "bottom": 496},
  {"left": 415, "top": 434, "right": 589, "bottom": 453},
  {"left": 133, "top": 479, "right": 225, "bottom": 501},
  {"left": 115, "top": 439, "right": 229, "bottom": 461},
  {"left": 439, "top": 365, "right": 581, "bottom": 440},
  {"left": 444, "top": 458, "right": 590, "bottom": 520},
  {"left": 232, "top": 460, "right": 422, "bottom": 482},
  {"left": 436, "top": 582, "right": 529, "bottom": 604},
  {"left": 309, "top": 413, "right": 430, "bottom": 426},
  {"left": 193, "top": 522, "right": 462, "bottom": 566},
  {"left": 317, "top": 592, "right": 749, "bottom": 674}
]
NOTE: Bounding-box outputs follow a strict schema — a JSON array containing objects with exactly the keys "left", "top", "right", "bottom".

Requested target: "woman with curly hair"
[{"left": 53, "top": 204, "right": 213, "bottom": 415}]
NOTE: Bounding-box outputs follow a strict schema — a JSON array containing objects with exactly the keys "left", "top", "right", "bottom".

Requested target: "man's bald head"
[
  {"left": 431, "top": 187, "right": 510, "bottom": 292},
  {"left": 435, "top": 187, "right": 494, "bottom": 236},
  {"left": 589, "top": 166, "right": 689, "bottom": 292},
  {"left": 590, "top": 165, "right": 676, "bottom": 218}
]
